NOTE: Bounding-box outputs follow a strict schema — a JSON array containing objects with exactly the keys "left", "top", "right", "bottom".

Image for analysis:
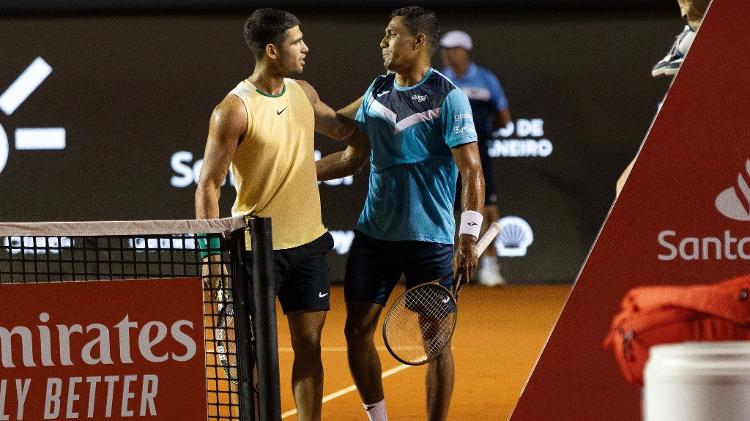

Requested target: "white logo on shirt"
[
  {"left": 377, "top": 90, "right": 390, "bottom": 98},
  {"left": 411, "top": 94, "right": 428, "bottom": 102}
]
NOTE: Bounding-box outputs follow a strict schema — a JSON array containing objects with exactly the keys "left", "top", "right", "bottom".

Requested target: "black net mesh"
[{"left": 0, "top": 229, "right": 243, "bottom": 420}]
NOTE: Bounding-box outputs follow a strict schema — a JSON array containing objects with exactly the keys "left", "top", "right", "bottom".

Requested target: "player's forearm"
[
  {"left": 452, "top": 143, "right": 485, "bottom": 213},
  {"left": 317, "top": 113, "right": 357, "bottom": 141},
  {"left": 195, "top": 183, "right": 222, "bottom": 220},
  {"left": 316, "top": 147, "right": 368, "bottom": 181},
  {"left": 337, "top": 97, "right": 363, "bottom": 120},
  {"left": 459, "top": 165, "right": 485, "bottom": 213},
  {"left": 317, "top": 152, "right": 354, "bottom": 180},
  {"left": 341, "top": 124, "right": 371, "bottom": 150}
]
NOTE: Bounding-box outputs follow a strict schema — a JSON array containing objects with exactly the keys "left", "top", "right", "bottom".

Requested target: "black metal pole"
[
  {"left": 248, "top": 217, "right": 282, "bottom": 421},
  {"left": 229, "top": 230, "right": 257, "bottom": 421}
]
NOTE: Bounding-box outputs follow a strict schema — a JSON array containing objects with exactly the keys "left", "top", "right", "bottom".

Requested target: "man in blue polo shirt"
[
  {"left": 440, "top": 29, "right": 512, "bottom": 286},
  {"left": 316, "top": 7, "right": 484, "bottom": 421}
]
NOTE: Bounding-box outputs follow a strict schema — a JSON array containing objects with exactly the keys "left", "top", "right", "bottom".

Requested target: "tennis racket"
[
  {"left": 382, "top": 222, "right": 501, "bottom": 366},
  {"left": 214, "top": 278, "right": 239, "bottom": 383}
]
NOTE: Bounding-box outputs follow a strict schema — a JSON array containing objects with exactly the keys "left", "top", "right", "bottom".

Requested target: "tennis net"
[{"left": 0, "top": 216, "right": 280, "bottom": 421}]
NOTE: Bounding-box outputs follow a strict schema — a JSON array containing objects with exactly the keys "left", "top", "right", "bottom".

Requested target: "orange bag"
[{"left": 603, "top": 273, "right": 750, "bottom": 387}]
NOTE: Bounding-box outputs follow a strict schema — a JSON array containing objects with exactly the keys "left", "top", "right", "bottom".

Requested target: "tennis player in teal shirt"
[{"left": 317, "top": 6, "right": 484, "bottom": 421}]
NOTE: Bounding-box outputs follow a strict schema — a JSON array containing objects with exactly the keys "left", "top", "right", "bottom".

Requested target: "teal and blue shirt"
[{"left": 354, "top": 68, "right": 477, "bottom": 244}]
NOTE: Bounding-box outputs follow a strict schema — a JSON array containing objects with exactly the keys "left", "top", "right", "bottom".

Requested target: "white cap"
[{"left": 440, "top": 30, "right": 473, "bottom": 50}]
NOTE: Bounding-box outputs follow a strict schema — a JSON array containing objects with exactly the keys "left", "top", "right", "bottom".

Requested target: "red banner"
[
  {"left": 511, "top": 0, "right": 750, "bottom": 419},
  {"left": 0, "top": 278, "right": 206, "bottom": 420}
]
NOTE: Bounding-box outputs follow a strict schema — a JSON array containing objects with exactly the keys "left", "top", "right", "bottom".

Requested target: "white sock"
[{"left": 364, "top": 399, "right": 388, "bottom": 421}]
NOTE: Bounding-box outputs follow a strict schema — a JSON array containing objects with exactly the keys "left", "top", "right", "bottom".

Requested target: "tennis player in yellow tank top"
[{"left": 195, "top": 9, "right": 368, "bottom": 421}]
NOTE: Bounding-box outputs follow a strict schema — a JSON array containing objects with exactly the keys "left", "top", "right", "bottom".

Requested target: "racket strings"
[{"left": 384, "top": 284, "right": 456, "bottom": 365}]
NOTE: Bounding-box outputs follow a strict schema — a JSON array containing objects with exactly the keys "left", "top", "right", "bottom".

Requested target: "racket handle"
[
  {"left": 475, "top": 221, "right": 501, "bottom": 255},
  {"left": 454, "top": 222, "right": 501, "bottom": 297}
]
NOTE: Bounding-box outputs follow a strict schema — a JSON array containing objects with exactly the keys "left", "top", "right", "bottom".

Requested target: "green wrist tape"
[{"left": 197, "top": 234, "right": 222, "bottom": 258}]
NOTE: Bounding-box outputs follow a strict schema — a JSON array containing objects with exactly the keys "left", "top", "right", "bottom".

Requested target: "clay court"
[
  {"left": 205, "top": 283, "right": 569, "bottom": 420},
  {"left": 272, "top": 283, "right": 570, "bottom": 420}
]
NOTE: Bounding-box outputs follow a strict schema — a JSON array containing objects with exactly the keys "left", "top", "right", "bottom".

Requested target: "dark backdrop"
[
  {"left": 0, "top": 10, "right": 679, "bottom": 282},
  {"left": 1, "top": 0, "right": 676, "bottom": 14}
]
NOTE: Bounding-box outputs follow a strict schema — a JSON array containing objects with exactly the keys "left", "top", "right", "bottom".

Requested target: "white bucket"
[{"left": 644, "top": 341, "right": 750, "bottom": 421}]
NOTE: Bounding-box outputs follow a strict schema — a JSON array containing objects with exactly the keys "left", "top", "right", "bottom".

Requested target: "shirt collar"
[{"left": 392, "top": 67, "right": 434, "bottom": 91}]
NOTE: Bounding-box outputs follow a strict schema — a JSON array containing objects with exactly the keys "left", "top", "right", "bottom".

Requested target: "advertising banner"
[
  {"left": 0, "top": 278, "right": 206, "bottom": 420},
  {"left": 511, "top": 0, "right": 750, "bottom": 419}
]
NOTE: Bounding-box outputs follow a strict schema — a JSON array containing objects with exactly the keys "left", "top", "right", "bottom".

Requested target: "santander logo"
[
  {"left": 657, "top": 159, "right": 750, "bottom": 261},
  {"left": 715, "top": 159, "right": 750, "bottom": 221}
]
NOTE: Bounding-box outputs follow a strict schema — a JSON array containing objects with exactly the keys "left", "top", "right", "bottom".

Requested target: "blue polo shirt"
[
  {"left": 442, "top": 62, "right": 508, "bottom": 141},
  {"left": 355, "top": 68, "right": 477, "bottom": 244}
]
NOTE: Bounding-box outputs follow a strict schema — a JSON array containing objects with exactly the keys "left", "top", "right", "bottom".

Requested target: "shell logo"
[{"left": 496, "top": 216, "right": 534, "bottom": 257}]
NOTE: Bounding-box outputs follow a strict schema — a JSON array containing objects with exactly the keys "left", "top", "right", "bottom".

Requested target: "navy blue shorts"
[
  {"left": 245, "top": 232, "right": 333, "bottom": 314},
  {"left": 344, "top": 231, "right": 454, "bottom": 305}
]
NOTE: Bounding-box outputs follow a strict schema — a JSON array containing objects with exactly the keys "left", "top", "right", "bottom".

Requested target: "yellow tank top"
[{"left": 229, "top": 78, "right": 326, "bottom": 250}]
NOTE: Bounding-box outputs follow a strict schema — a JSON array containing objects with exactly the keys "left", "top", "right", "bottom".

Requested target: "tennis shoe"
[
  {"left": 652, "top": 26, "right": 695, "bottom": 78},
  {"left": 477, "top": 256, "right": 506, "bottom": 286}
]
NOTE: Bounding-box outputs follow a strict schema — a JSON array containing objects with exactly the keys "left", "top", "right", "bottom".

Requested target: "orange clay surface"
[{"left": 204, "top": 283, "right": 570, "bottom": 421}]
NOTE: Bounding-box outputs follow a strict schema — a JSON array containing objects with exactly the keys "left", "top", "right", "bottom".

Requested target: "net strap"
[{"left": 0, "top": 215, "right": 247, "bottom": 236}]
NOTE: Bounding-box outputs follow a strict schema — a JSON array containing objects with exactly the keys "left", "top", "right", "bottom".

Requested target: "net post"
[
  {"left": 229, "top": 230, "right": 257, "bottom": 421},
  {"left": 248, "top": 217, "right": 282, "bottom": 421}
]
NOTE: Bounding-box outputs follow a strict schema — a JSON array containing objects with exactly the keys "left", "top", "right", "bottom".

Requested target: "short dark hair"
[
  {"left": 390, "top": 6, "right": 440, "bottom": 54},
  {"left": 244, "top": 8, "right": 300, "bottom": 60}
]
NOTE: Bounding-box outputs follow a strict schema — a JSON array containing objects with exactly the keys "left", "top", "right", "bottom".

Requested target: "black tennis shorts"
[
  {"left": 244, "top": 231, "right": 334, "bottom": 314},
  {"left": 344, "top": 231, "right": 453, "bottom": 306}
]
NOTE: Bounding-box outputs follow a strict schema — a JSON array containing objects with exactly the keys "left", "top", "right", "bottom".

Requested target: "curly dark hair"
[{"left": 244, "top": 9, "right": 300, "bottom": 60}]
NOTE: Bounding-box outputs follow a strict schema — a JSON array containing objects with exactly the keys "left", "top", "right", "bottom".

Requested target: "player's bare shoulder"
[
  {"left": 216, "top": 94, "right": 247, "bottom": 122},
  {"left": 209, "top": 94, "right": 247, "bottom": 140},
  {"left": 293, "top": 79, "right": 320, "bottom": 106}
]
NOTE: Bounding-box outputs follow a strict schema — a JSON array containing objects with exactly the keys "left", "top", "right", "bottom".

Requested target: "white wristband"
[{"left": 459, "top": 210, "right": 483, "bottom": 239}]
